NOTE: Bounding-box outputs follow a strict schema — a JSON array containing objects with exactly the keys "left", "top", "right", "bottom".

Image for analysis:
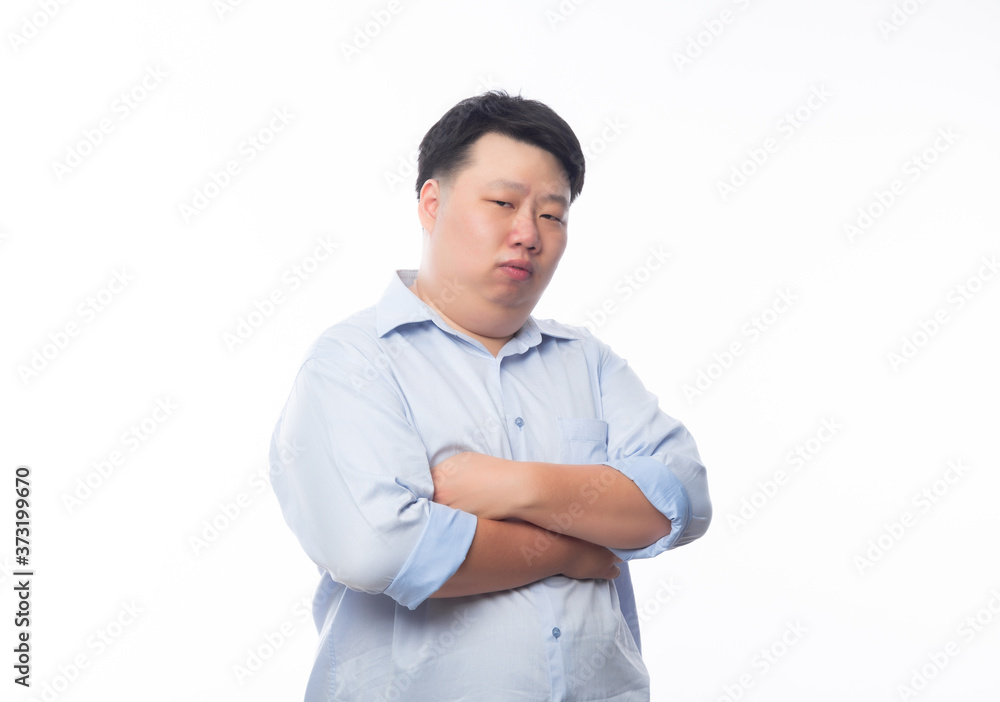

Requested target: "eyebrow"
[{"left": 485, "top": 179, "right": 569, "bottom": 209}]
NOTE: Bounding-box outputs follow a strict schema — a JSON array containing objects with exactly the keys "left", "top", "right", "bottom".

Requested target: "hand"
[
  {"left": 430, "top": 451, "right": 522, "bottom": 520},
  {"left": 560, "top": 535, "right": 621, "bottom": 581}
]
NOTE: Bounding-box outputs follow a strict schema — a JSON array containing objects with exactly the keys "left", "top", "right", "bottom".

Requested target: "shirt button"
[
  {"left": 515, "top": 417, "right": 524, "bottom": 428},
  {"left": 552, "top": 627, "right": 561, "bottom": 639}
]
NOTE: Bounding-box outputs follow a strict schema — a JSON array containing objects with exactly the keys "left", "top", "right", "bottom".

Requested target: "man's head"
[
  {"left": 415, "top": 90, "right": 585, "bottom": 205},
  {"left": 411, "top": 91, "right": 586, "bottom": 353}
]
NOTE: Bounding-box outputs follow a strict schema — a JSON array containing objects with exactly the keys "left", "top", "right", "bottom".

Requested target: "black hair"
[{"left": 415, "top": 90, "right": 585, "bottom": 203}]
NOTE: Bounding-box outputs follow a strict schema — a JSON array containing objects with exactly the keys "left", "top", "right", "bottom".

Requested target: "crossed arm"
[{"left": 428, "top": 452, "right": 672, "bottom": 598}]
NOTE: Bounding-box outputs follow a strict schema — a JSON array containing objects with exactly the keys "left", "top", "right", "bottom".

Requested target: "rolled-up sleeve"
[
  {"left": 591, "top": 335, "right": 712, "bottom": 561},
  {"left": 268, "top": 339, "right": 477, "bottom": 609}
]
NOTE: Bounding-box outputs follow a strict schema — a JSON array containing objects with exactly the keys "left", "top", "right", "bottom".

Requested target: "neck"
[{"left": 409, "top": 276, "right": 519, "bottom": 357}]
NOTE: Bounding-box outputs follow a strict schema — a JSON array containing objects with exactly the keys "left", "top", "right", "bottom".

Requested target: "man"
[{"left": 269, "top": 90, "right": 711, "bottom": 701}]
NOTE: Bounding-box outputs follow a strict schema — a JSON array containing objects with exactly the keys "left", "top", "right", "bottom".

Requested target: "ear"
[{"left": 417, "top": 179, "right": 442, "bottom": 234}]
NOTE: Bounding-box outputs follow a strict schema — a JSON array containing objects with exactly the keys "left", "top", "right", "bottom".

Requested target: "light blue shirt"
[{"left": 269, "top": 269, "right": 711, "bottom": 701}]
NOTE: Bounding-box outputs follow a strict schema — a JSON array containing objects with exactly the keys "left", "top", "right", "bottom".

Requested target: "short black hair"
[{"left": 415, "top": 90, "right": 585, "bottom": 203}]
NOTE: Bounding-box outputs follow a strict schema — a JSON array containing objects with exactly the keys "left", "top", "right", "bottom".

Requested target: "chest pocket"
[{"left": 558, "top": 418, "right": 610, "bottom": 464}]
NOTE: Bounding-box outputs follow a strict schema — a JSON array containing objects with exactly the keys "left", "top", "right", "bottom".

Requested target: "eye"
[
  {"left": 541, "top": 214, "right": 564, "bottom": 223},
  {"left": 491, "top": 200, "right": 512, "bottom": 208}
]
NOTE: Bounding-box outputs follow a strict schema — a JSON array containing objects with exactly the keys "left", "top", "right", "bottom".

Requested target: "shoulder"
[
  {"left": 534, "top": 316, "right": 592, "bottom": 342},
  {"left": 533, "top": 316, "right": 609, "bottom": 353},
  {"left": 288, "top": 305, "right": 408, "bottom": 397},
  {"left": 531, "top": 316, "right": 616, "bottom": 373},
  {"left": 302, "top": 305, "right": 384, "bottom": 366}
]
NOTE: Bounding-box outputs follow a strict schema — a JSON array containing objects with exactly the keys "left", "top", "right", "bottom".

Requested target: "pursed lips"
[
  {"left": 499, "top": 259, "right": 534, "bottom": 282},
  {"left": 500, "top": 259, "right": 534, "bottom": 273}
]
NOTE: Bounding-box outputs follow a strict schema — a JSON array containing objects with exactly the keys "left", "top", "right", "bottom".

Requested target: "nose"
[{"left": 510, "top": 211, "right": 541, "bottom": 251}]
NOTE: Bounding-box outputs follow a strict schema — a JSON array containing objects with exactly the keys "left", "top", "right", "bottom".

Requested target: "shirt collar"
[{"left": 375, "top": 269, "right": 582, "bottom": 351}]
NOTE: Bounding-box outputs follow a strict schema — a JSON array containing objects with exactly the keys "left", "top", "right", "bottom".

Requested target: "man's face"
[{"left": 417, "top": 132, "right": 572, "bottom": 325}]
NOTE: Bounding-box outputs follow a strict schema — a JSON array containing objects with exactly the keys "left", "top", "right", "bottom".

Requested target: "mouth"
[{"left": 499, "top": 259, "right": 534, "bottom": 281}]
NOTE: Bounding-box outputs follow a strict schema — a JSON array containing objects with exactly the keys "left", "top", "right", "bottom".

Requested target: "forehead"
[{"left": 456, "top": 132, "right": 570, "bottom": 194}]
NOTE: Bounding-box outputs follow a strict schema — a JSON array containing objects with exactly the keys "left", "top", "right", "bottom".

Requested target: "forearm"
[
  {"left": 429, "top": 515, "right": 620, "bottom": 599},
  {"left": 429, "top": 518, "right": 566, "bottom": 598},
  {"left": 515, "top": 461, "right": 672, "bottom": 550},
  {"left": 430, "top": 452, "right": 672, "bottom": 553}
]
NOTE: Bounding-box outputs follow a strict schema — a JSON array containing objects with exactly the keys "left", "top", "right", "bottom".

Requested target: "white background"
[{"left": 2, "top": 0, "right": 999, "bottom": 700}]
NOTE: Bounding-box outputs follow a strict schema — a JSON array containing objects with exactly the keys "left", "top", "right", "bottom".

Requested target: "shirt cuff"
[
  {"left": 383, "top": 501, "right": 478, "bottom": 609},
  {"left": 605, "top": 455, "right": 691, "bottom": 561}
]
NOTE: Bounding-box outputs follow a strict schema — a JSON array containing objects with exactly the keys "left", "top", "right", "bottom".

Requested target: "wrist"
[
  {"left": 552, "top": 531, "right": 586, "bottom": 578},
  {"left": 525, "top": 521, "right": 571, "bottom": 578},
  {"left": 506, "top": 459, "right": 540, "bottom": 521}
]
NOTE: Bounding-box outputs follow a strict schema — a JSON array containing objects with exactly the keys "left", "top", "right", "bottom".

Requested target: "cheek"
[
  {"left": 449, "top": 214, "right": 495, "bottom": 257},
  {"left": 435, "top": 220, "right": 489, "bottom": 277},
  {"left": 546, "top": 233, "right": 568, "bottom": 264}
]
